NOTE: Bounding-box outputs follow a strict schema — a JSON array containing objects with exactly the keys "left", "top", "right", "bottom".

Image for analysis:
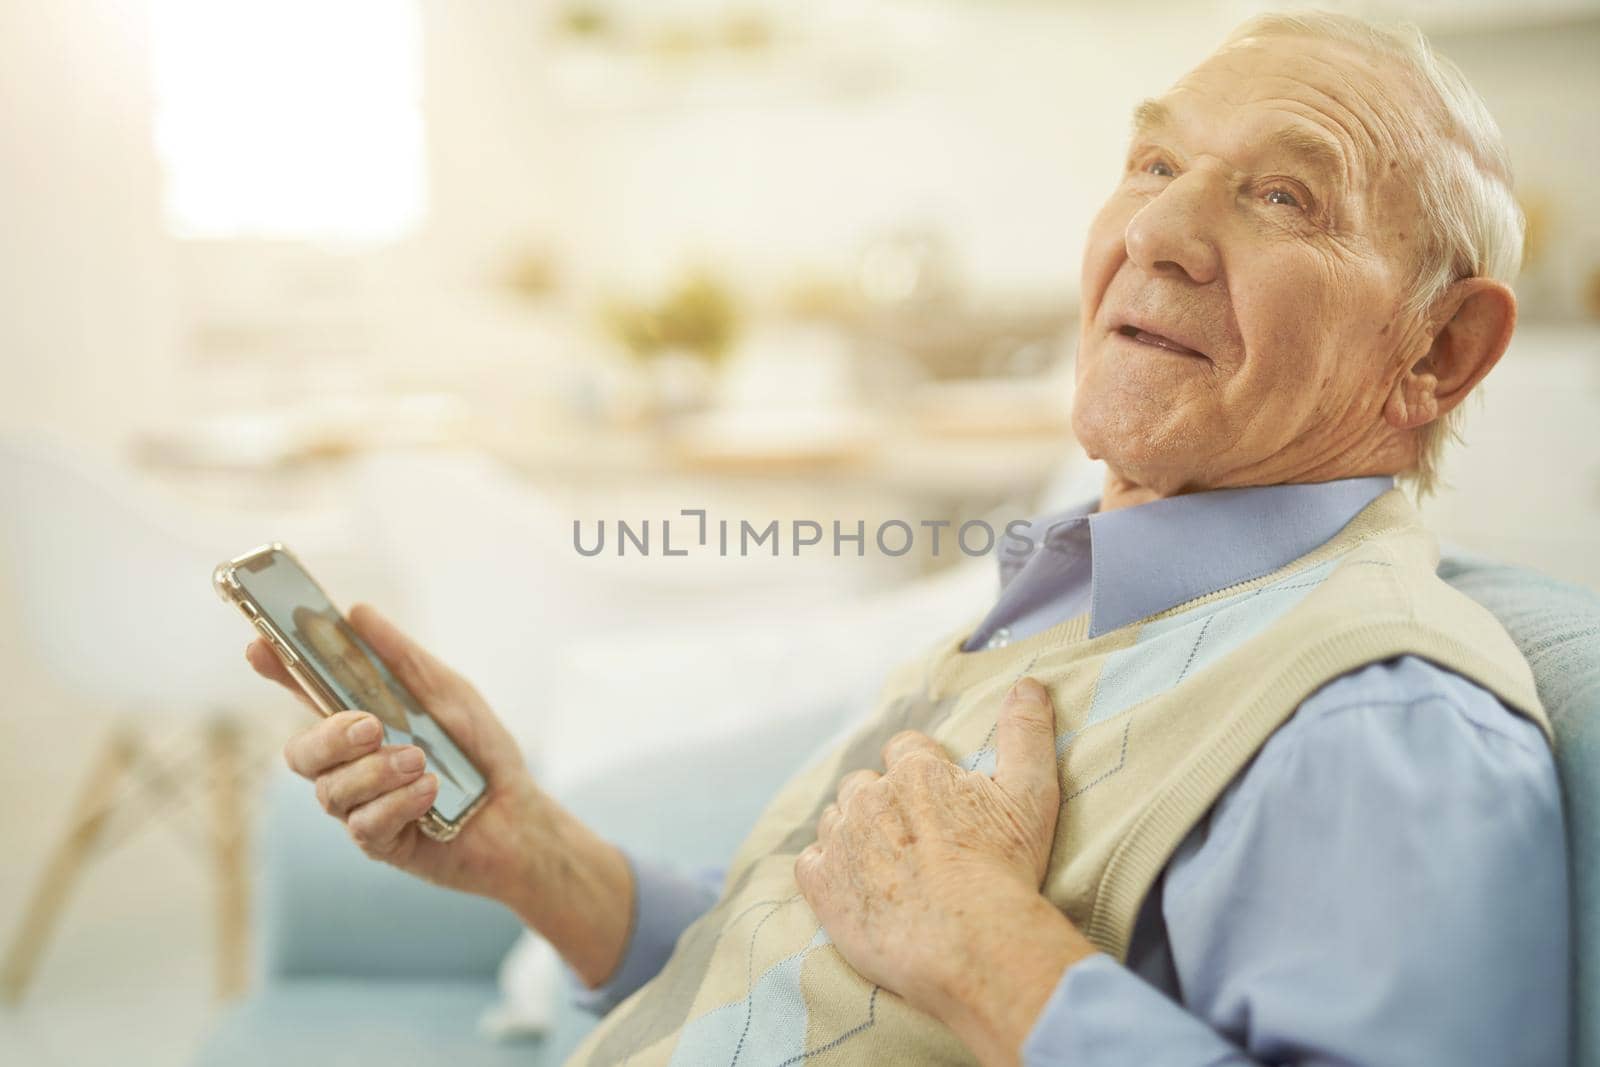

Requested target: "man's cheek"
[
  {"left": 1080, "top": 203, "right": 1132, "bottom": 311},
  {"left": 1071, "top": 334, "right": 1094, "bottom": 391},
  {"left": 1068, "top": 352, "right": 1107, "bottom": 443}
]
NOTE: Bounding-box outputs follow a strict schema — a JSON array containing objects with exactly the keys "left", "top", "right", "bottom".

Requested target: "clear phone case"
[{"left": 214, "top": 543, "right": 488, "bottom": 842}]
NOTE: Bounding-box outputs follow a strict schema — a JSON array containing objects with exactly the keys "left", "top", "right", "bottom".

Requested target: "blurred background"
[{"left": 1, "top": 0, "right": 1597, "bottom": 1063}]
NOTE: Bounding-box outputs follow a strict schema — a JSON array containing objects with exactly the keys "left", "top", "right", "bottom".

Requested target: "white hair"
[{"left": 1222, "top": 11, "right": 1524, "bottom": 497}]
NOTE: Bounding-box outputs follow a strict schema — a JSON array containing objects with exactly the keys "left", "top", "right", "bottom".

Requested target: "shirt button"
[{"left": 985, "top": 627, "right": 1011, "bottom": 650}]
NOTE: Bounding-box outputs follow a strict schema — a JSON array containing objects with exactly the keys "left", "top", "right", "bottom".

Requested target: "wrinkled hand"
[
  {"left": 247, "top": 604, "right": 541, "bottom": 898},
  {"left": 795, "top": 678, "right": 1093, "bottom": 1062}
]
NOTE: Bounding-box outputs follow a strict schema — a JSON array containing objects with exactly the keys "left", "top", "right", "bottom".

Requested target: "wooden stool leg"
[
  {"left": 209, "top": 716, "right": 249, "bottom": 999},
  {"left": 0, "top": 727, "right": 136, "bottom": 1002}
]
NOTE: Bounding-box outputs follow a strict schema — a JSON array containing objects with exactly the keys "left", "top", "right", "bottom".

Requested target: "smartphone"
[{"left": 214, "top": 543, "right": 489, "bottom": 841}]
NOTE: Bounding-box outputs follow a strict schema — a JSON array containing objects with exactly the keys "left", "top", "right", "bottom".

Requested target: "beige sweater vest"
[{"left": 567, "top": 489, "right": 1549, "bottom": 1066}]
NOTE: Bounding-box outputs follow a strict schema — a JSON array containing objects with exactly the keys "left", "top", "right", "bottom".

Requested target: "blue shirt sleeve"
[
  {"left": 1022, "top": 656, "right": 1571, "bottom": 1067},
  {"left": 569, "top": 854, "right": 725, "bottom": 1015}
]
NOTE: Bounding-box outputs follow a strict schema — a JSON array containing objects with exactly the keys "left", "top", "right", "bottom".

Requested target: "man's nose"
[{"left": 1123, "top": 174, "right": 1222, "bottom": 286}]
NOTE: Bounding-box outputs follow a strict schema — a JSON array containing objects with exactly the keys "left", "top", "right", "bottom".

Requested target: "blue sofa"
[{"left": 193, "top": 558, "right": 1600, "bottom": 1066}]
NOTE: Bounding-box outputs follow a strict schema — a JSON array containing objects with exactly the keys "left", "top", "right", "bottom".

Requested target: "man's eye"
[
  {"left": 1146, "top": 160, "right": 1175, "bottom": 178},
  {"left": 1265, "top": 188, "right": 1302, "bottom": 208}
]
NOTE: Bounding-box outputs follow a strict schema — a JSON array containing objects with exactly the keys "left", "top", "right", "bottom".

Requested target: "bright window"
[{"left": 151, "top": 0, "right": 425, "bottom": 242}]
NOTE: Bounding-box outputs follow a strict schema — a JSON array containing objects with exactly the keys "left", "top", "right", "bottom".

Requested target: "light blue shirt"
[{"left": 574, "top": 477, "right": 1570, "bottom": 1066}]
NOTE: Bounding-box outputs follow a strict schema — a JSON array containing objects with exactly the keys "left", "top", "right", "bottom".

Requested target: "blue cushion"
[
  {"left": 255, "top": 773, "right": 524, "bottom": 982},
  {"left": 556, "top": 699, "right": 857, "bottom": 872},
  {"left": 191, "top": 980, "right": 549, "bottom": 1066},
  {"left": 1440, "top": 556, "right": 1600, "bottom": 1065}
]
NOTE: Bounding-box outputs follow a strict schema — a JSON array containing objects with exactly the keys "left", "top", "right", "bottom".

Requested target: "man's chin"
[{"left": 1072, "top": 406, "right": 1210, "bottom": 498}]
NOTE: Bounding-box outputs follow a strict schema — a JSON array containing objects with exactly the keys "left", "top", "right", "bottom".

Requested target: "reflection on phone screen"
[{"left": 236, "top": 551, "right": 487, "bottom": 822}]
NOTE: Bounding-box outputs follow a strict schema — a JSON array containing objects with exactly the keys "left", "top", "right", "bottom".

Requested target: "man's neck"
[
  {"left": 1099, "top": 451, "right": 1413, "bottom": 514},
  {"left": 1098, "top": 471, "right": 1167, "bottom": 513}
]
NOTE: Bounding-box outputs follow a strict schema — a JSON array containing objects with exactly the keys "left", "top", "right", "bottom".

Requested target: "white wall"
[
  {"left": 0, "top": 2, "right": 179, "bottom": 450},
  {"left": 546, "top": 3, "right": 1230, "bottom": 301}
]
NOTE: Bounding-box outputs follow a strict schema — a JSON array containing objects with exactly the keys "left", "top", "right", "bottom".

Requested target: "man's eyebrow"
[
  {"left": 1130, "top": 98, "right": 1172, "bottom": 138},
  {"left": 1260, "top": 126, "right": 1347, "bottom": 189},
  {"left": 1129, "top": 98, "right": 1347, "bottom": 189}
]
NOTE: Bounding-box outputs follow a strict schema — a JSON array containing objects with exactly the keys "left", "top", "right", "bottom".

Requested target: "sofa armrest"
[{"left": 1439, "top": 552, "right": 1600, "bottom": 1067}]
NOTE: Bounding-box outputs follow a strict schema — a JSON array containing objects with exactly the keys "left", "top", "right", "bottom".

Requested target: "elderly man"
[{"left": 248, "top": 11, "right": 1568, "bottom": 1066}]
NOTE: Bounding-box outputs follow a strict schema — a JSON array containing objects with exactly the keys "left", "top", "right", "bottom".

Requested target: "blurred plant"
[
  {"left": 600, "top": 270, "right": 741, "bottom": 364},
  {"left": 502, "top": 247, "right": 562, "bottom": 302},
  {"left": 553, "top": 3, "right": 774, "bottom": 58},
  {"left": 556, "top": 2, "right": 612, "bottom": 39},
  {"left": 721, "top": 11, "right": 774, "bottom": 53}
]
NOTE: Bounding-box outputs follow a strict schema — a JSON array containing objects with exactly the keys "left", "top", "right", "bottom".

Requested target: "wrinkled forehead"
[{"left": 1156, "top": 35, "right": 1427, "bottom": 191}]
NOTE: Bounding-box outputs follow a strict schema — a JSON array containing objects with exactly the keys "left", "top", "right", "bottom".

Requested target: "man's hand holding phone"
[{"left": 246, "top": 604, "right": 635, "bottom": 988}]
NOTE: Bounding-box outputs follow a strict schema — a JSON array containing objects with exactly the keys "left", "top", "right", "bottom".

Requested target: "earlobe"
[{"left": 1383, "top": 369, "right": 1440, "bottom": 431}]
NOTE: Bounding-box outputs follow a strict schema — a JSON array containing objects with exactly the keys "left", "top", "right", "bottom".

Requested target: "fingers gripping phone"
[{"left": 214, "top": 544, "right": 489, "bottom": 842}]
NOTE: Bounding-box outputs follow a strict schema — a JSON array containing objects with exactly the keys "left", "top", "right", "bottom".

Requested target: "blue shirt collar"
[{"left": 1002, "top": 476, "right": 1395, "bottom": 638}]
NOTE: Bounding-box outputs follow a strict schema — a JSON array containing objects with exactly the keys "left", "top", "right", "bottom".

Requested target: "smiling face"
[{"left": 1073, "top": 34, "right": 1441, "bottom": 498}]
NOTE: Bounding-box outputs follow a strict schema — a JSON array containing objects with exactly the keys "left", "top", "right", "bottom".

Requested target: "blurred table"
[{"left": 133, "top": 381, "right": 1084, "bottom": 585}]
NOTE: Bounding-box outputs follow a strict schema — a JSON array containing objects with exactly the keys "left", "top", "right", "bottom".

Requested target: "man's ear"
[{"left": 1383, "top": 278, "right": 1517, "bottom": 431}]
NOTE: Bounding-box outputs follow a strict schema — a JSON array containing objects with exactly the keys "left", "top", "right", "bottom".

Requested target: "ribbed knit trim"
[
  {"left": 929, "top": 612, "right": 1090, "bottom": 696},
  {"left": 1085, "top": 621, "right": 1546, "bottom": 960}
]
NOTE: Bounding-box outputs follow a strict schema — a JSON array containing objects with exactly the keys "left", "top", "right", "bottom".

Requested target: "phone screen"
[{"left": 236, "top": 549, "right": 488, "bottom": 823}]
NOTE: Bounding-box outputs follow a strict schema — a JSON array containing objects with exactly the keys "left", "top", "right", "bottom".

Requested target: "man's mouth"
[{"left": 1115, "top": 323, "right": 1208, "bottom": 360}]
